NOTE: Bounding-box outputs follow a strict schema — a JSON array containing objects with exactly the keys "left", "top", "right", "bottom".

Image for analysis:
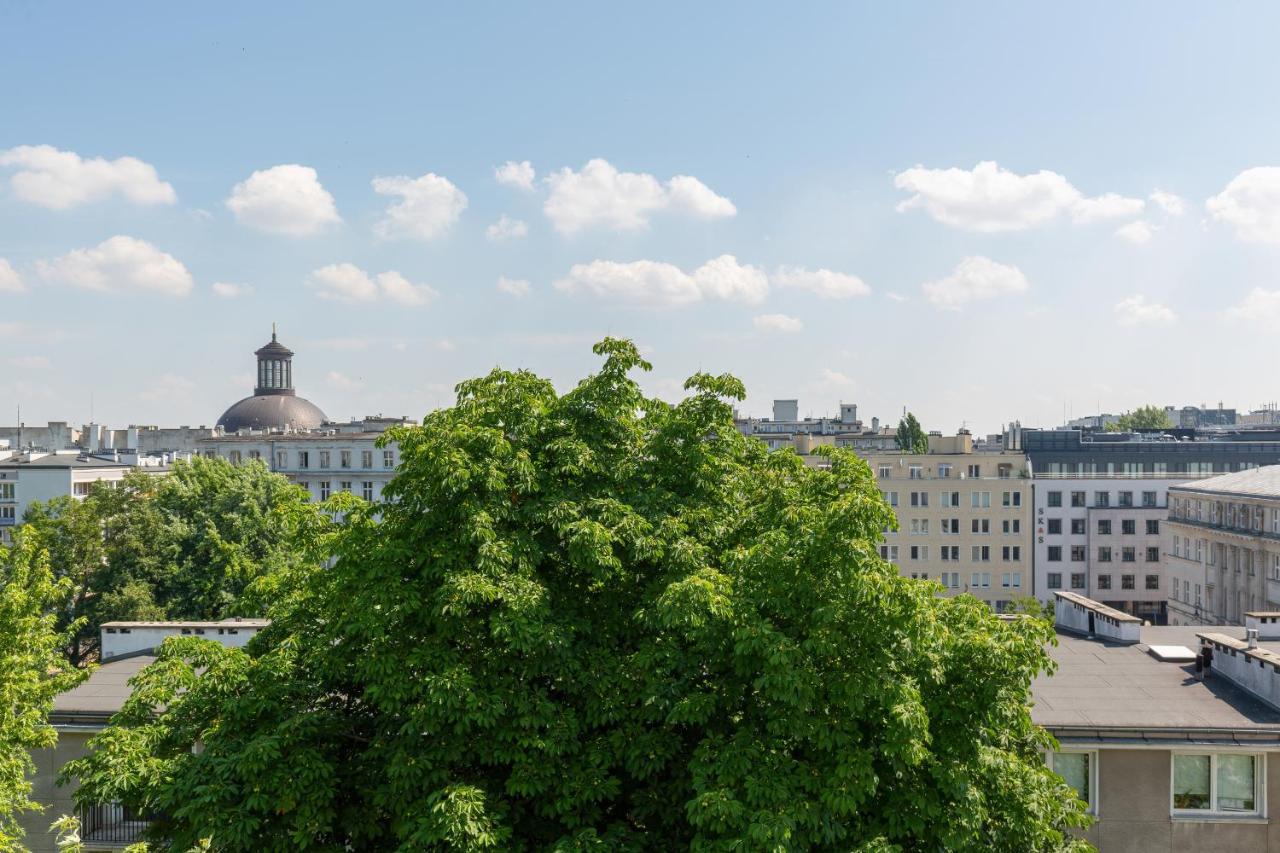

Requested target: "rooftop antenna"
[{"left": 272, "top": 321, "right": 277, "bottom": 342}]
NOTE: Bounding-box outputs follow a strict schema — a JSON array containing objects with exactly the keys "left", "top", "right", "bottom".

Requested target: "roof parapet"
[
  {"left": 1198, "top": 632, "right": 1280, "bottom": 711},
  {"left": 1054, "top": 591, "right": 1141, "bottom": 644},
  {"left": 1245, "top": 612, "right": 1280, "bottom": 640}
]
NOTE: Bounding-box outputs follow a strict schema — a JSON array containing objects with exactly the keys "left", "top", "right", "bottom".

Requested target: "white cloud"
[
  {"left": 307, "top": 263, "right": 437, "bottom": 306},
  {"left": 1207, "top": 167, "right": 1280, "bottom": 243},
  {"left": 497, "top": 276, "right": 531, "bottom": 297},
  {"left": 8, "top": 355, "right": 50, "bottom": 369},
  {"left": 0, "top": 259, "right": 25, "bottom": 293},
  {"left": 753, "top": 313, "right": 803, "bottom": 333},
  {"left": 1114, "top": 295, "right": 1176, "bottom": 327},
  {"left": 372, "top": 172, "right": 467, "bottom": 241},
  {"left": 894, "top": 160, "right": 1143, "bottom": 232},
  {"left": 486, "top": 215, "right": 528, "bottom": 241},
  {"left": 886, "top": 292, "right": 909, "bottom": 303},
  {"left": 0, "top": 144, "right": 175, "bottom": 209},
  {"left": 921, "top": 256, "right": 1029, "bottom": 310},
  {"left": 543, "top": 159, "right": 735, "bottom": 234},
  {"left": 226, "top": 164, "right": 340, "bottom": 236},
  {"left": 1149, "top": 190, "right": 1186, "bottom": 216},
  {"left": 376, "top": 270, "right": 438, "bottom": 306},
  {"left": 326, "top": 370, "right": 360, "bottom": 390},
  {"left": 554, "top": 254, "right": 766, "bottom": 307},
  {"left": 494, "top": 160, "right": 535, "bottom": 191},
  {"left": 1226, "top": 287, "right": 1280, "bottom": 325},
  {"left": 802, "top": 368, "right": 857, "bottom": 396},
  {"left": 35, "top": 236, "right": 193, "bottom": 296},
  {"left": 1116, "top": 220, "right": 1156, "bottom": 245},
  {"left": 140, "top": 373, "right": 195, "bottom": 401},
  {"left": 773, "top": 266, "right": 870, "bottom": 298},
  {"left": 212, "top": 281, "right": 253, "bottom": 298}
]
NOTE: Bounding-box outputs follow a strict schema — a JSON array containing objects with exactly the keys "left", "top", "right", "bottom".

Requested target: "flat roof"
[
  {"left": 53, "top": 654, "right": 156, "bottom": 720},
  {"left": 0, "top": 455, "right": 128, "bottom": 470},
  {"left": 102, "top": 619, "right": 269, "bottom": 629},
  {"left": 1170, "top": 465, "right": 1280, "bottom": 499},
  {"left": 1033, "top": 624, "right": 1280, "bottom": 732}
]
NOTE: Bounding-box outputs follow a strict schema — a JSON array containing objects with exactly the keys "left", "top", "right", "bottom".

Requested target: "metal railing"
[{"left": 78, "top": 802, "right": 150, "bottom": 844}]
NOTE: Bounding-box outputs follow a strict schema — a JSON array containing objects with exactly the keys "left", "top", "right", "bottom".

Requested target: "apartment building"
[
  {"left": 1038, "top": 593, "right": 1280, "bottom": 851},
  {"left": 865, "top": 432, "right": 1032, "bottom": 611},
  {"left": 1166, "top": 467, "right": 1280, "bottom": 625},
  {"left": 0, "top": 452, "right": 130, "bottom": 545}
]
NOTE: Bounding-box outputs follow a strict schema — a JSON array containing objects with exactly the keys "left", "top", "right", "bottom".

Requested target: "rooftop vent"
[{"left": 1148, "top": 645, "right": 1197, "bottom": 662}]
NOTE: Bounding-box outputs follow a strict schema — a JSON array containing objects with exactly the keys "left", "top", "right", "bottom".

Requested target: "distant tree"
[
  {"left": 0, "top": 532, "right": 87, "bottom": 847},
  {"left": 66, "top": 340, "right": 1090, "bottom": 851},
  {"left": 21, "top": 457, "right": 325, "bottom": 666},
  {"left": 1105, "top": 405, "right": 1173, "bottom": 432},
  {"left": 896, "top": 411, "right": 929, "bottom": 453}
]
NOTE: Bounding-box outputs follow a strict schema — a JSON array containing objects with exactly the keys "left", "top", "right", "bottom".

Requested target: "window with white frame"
[
  {"left": 1052, "top": 751, "right": 1096, "bottom": 814},
  {"left": 1172, "top": 753, "right": 1261, "bottom": 815}
]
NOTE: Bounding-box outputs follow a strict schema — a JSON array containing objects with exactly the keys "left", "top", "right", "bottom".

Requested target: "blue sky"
[{"left": 4, "top": 2, "right": 1280, "bottom": 434}]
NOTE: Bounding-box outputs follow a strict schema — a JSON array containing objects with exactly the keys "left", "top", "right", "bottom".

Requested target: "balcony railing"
[{"left": 79, "top": 802, "right": 150, "bottom": 845}]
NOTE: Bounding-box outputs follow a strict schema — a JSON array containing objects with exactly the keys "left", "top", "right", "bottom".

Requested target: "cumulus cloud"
[
  {"left": 554, "top": 254, "right": 766, "bottom": 307},
  {"left": 544, "top": 159, "right": 735, "bottom": 234},
  {"left": 1207, "top": 167, "right": 1280, "bottom": 243},
  {"left": 486, "top": 214, "right": 528, "bottom": 241},
  {"left": 753, "top": 313, "right": 803, "bottom": 333},
  {"left": 372, "top": 172, "right": 467, "bottom": 241},
  {"left": 894, "top": 160, "right": 1144, "bottom": 232},
  {"left": 921, "top": 256, "right": 1029, "bottom": 310},
  {"left": 1114, "top": 295, "right": 1176, "bottom": 326},
  {"left": 307, "top": 263, "right": 437, "bottom": 306},
  {"left": 0, "top": 144, "right": 176, "bottom": 209},
  {"left": 212, "top": 281, "right": 253, "bottom": 298},
  {"left": 1226, "top": 287, "right": 1280, "bottom": 325},
  {"left": 497, "top": 276, "right": 531, "bottom": 297},
  {"left": 226, "top": 165, "right": 340, "bottom": 236},
  {"left": 886, "top": 292, "right": 909, "bottom": 303},
  {"left": 773, "top": 266, "right": 870, "bottom": 298},
  {"left": 0, "top": 259, "right": 25, "bottom": 293},
  {"left": 35, "top": 236, "right": 193, "bottom": 296},
  {"left": 1116, "top": 220, "right": 1156, "bottom": 245},
  {"left": 1149, "top": 190, "right": 1186, "bottom": 216},
  {"left": 494, "top": 160, "right": 535, "bottom": 191}
]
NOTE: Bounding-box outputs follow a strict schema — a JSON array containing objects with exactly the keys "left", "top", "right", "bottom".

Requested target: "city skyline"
[{"left": 5, "top": 3, "right": 1280, "bottom": 434}]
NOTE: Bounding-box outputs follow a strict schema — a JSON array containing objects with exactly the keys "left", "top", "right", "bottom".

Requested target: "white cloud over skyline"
[
  {"left": 753, "top": 313, "right": 803, "bottom": 333},
  {"left": 543, "top": 159, "right": 736, "bottom": 234},
  {"left": 35, "top": 236, "right": 194, "bottom": 296},
  {"left": 1114, "top": 295, "right": 1176, "bottom": 326},
  {"left": 497, "top": 276, "right": 531, "bottom": 297},
  {"left": 554, "top": 254, "right": 766, "bottom": 307},
  {"left": 226, "top": 165, "right": 340, "bottom": 236},
  {"left": 372, "top": 172, "right": 468, "bottom": 241},
  {"left": 486, "top": 214, "right": 528, "bottom": 241},
  {"left": 1207, "top": 167, "right": 1280, "bottom": 243},
  {"left": 921, "top": 256, "right": 1029, "bottom": 309},
  {"left": 494, "top": 160, "right": 536, "bottom": 191},
  {"left": 307, "top": 263, "right": 438, "bottom": 306},
  {"left": 0, "top": 259, "right": 25, "bottom": 293},
  {"left": 0, "top": 144, "right": 176, "bottom": 209},
  {"left": 773, "top": 266, "right": 870, "bottom": 298}
]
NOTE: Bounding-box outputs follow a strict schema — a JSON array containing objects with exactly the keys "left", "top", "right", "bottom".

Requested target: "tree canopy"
[
  {"left": 1104, "top": 405, "right": 1173, "bottom": 432},
  {"left": 21, "top": 456, "right": 323, "bottom": 667},
  {"left": 895, "top": 412, "right": 929, "bottom": 454},
  {"left": 0, "top": 533, "right": 87, "bottom": 848},
  {"left": 65, "top": 340, "right": 1089, "bottom": 851}
]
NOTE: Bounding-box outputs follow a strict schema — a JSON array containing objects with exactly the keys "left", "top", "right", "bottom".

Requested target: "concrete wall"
[
  {"left": 19, "top": 729, "right": 93, "bottom": 853},
  {"left": 101, "top": 624, "right": 262, "bottom": 660}
]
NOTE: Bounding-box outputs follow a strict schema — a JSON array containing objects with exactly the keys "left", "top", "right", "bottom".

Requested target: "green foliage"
[
  {"left": 1104, "top": 405, "right": 1173, "bottom": 432},
  {"left": 0, "top": 533, "right": 88, "bottom": 849},
  {"left": 895, "top": 412, "right": 929, "bottom": 454},
  {"left": 65, "top": 340, "right": 1091, "bottom": 851},
  {"left": 20, "top": 456, "right": 323, "bottom": 666}
]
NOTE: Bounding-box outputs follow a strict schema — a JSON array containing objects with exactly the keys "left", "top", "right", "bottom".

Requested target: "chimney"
[{"left": 1248, "top": 628, "right": 1260, "bottom": 649}]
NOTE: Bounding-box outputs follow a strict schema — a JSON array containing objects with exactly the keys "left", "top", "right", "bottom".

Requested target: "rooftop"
[
  {"left": 102, "top": 619, "right": 269, "bottom": 629},
  {"left": 0, "top": 454, "right": 128, "bottom": 470},
  {"left": 1169, "top": 465, "right": 1280, "bottom": 499},
  {"left": 53, "top": 654, "right": 155, "bottom": 722},
  {"left": 1033, "top": 624, "right": 1280, "bottom": 735}
]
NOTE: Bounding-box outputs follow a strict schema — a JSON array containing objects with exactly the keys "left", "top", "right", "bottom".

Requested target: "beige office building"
[
  {"left": 860, "top": 433, "right": 1033, "bottom": 611},
  {"left": 1167, "top": 467, "right": 1280, "bottom": 625}
]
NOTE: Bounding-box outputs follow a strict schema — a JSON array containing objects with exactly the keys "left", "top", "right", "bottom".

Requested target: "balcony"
[{"left": 78, "top": 802, "right": 150, "bottom": 846}]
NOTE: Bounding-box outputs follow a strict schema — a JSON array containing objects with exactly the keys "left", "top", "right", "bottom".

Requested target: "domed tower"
[{"left": 217, "top": 326, "right": 329, "bottom": 432}]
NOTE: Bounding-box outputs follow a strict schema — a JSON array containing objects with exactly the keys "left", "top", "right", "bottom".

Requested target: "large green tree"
[
  {"left": 0, "top": 533, "right": 88, "bottom": 849},
  {"left": 22, "top": 456, "right": 322, "bottom": 666},
  {"left": 1105, "top": 405, "right": 1173, "bottom": 432},
  {"left": 895, "top": 411, "right": 929, "bottom": 453},
  {"left": 65, "top": 340, "right": 1089, "bottom": 851}
]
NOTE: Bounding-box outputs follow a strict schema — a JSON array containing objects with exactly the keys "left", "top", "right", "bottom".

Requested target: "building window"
[
  {"left": 340, "top": 450, "right": 352, "bottom": 469},
  {"left": 361, "top": 450, "right": 373, "bottom": 468},
  {"left": 1071, "top": 545, "right": 1087, "bottom": 561},
  {"left": 1052, "top": 752, "right": 1096, "bottom": 813},
  {"left": 1097, "top": 574, "right": 1112, "bottom": 590},
  {"left": 1048, "top": 491, "right": 1063, "bottom": 508},
  {"left": 971, "top": 491, "right": 990, "bottom": 508},
  {"left": 383, "top": 450, "right": 395, "bottom": 469},
  {"left": 971, "top": 546, "right": 990, "bottom": 562},
  {"left": 967, "top": 464, "right": 980, "bottom": 478},
  {"left": 1122, "top": 547, "right": 1136, "bottom": 563},
  {"left": 1118, "top": 491, "right": 1134, "bottom": 508},
  {"left": 248, "top": 450, "right": 261, "bottom": 460},
  {"left": 1146, "top": 546, "right": 1160, "bottom": 562},
  {"left": 274, "top": 450, "right": 286, "bottom": 468},
  {"left": 910, "top": 519, "right": 930, "bottom": 535},
  {"left": 319, "top": 451, "right": 331, "bottom": 468},
  {"left": 1121, "top": 574, "right": 1135, "bottom": 590},
  {"left": 910, "top": 491, "right": 928, "bottom": 507},
  {"left": 229, "top": 450, "right": 242, "bottom": 464},
  {"left": 1172, "top": 753, "right": 1260, "bottom": 815},
  {"left": 1097, "top": 547, "right": 1112, "bottom": 563},
  {"left": 1047, "top": 519, "right": 1062, "bottom": 535},
  {"left": 1121, "top": 519, "right": 1136, "bottom": 535},
  {"left": 1047, "top": 572, "right": 1062, "bottom": 589},
  {"left": 941, "top": 491, "right": 959, "bottom": 507},
  {"left": 880, "top": 545, "right": 899, "bottom": 563},
  {"left": 1146, "top": 519, "right": 1160, "bottom": 535},
  {"left": 1094, "top": 491, "right": 1110, "bottom": 508},
  {"left": 1047, "top": 547, "right": 1062, "bottom": 562},
  {"left": 1097, "top": 520, "right": 1111, "bottom": 535},
  {"left": 1070, "top": 573, "right": 1086, "bottom": 590},
  {"left": 1145, "top": 574, "right": 1159, "bottom": 590},
  {"left": 340, "top": 481, "right": 352, "bottom": 493},
  {"left": 971, "top": 518, "right": 990, "bottom": 534},
  {"left": 878, "top": 465, "right": 892, "bottom": 478},
  {"left": 910, "top": 545, "right": 929, "bottom": 561},
  {"left": 298, "top": 450, "right": 309, "bottom": 469},
  {"left": 1071, "top": 518, "right": 1086, "bottom": 535},
  {"left": 883, "top": 491, "right": 899, "bottom": 507},
  {"left": 319, "top": 481, "right": 331, "bottom": 500},
  {"left": 1071, "top": 491, "right": 1086, "bottom": 507},
  {"left": 1004, "top": 519, "right": 1021, "bottom": 534},
  {"left": 362, "top": 481, "right": 374, "bottom": 501},
  {"left": 1142, "top": 491, "right": 1158, "bottom": 508},
  {"left": 1002, "top": 491, "right": 1021, "bottom": 507}
]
